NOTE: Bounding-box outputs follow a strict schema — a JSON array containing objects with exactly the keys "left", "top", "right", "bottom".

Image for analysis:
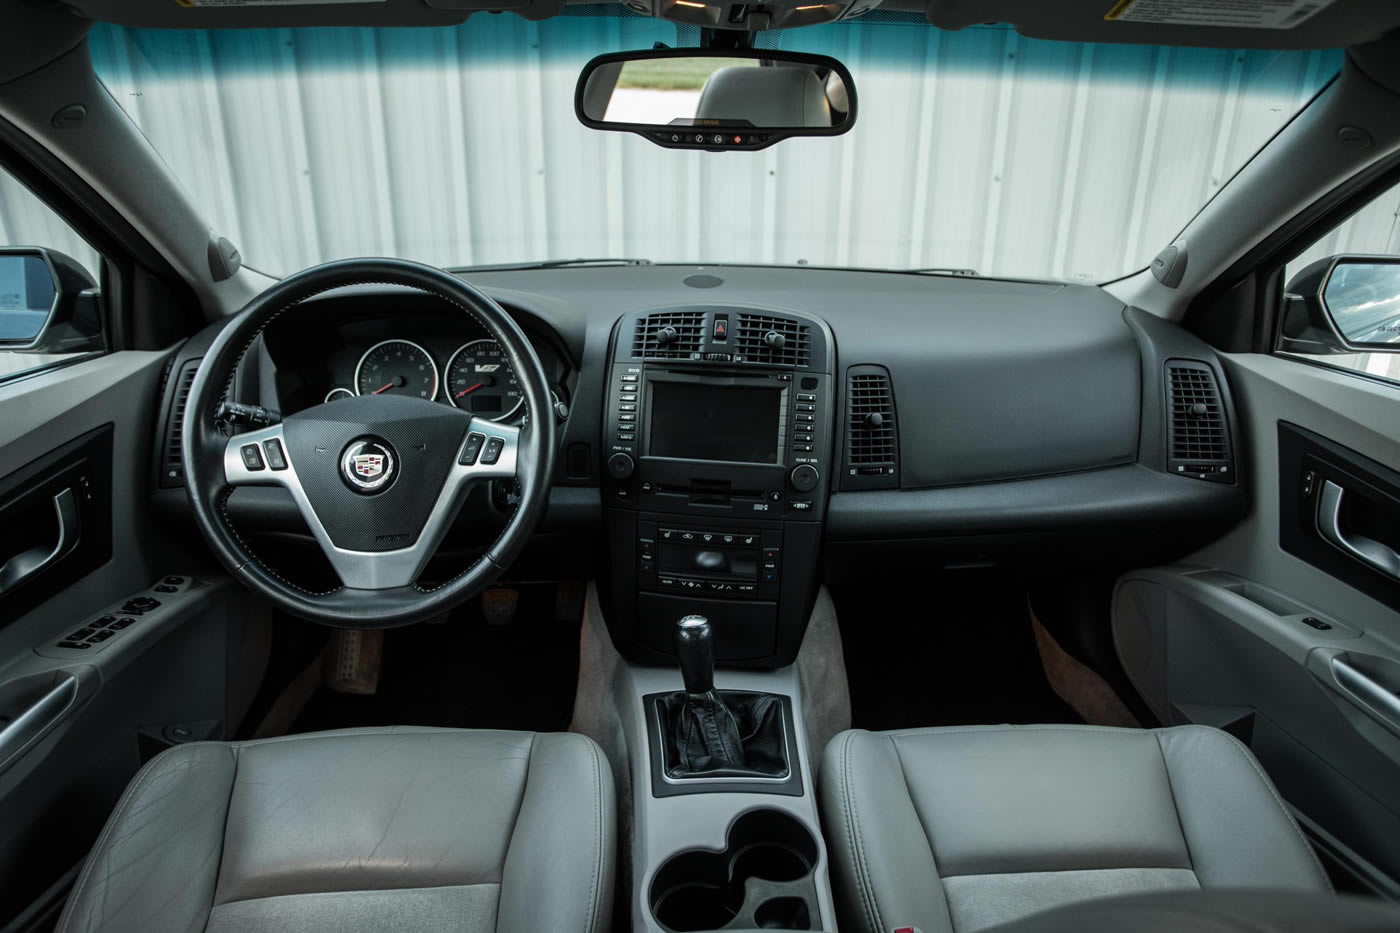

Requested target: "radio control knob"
[
  {"left": 789, "top": 463, "right": 820, "bottom": 493},
  {"left": 608, "top": 452, "right": 636, "bottom": 480}
]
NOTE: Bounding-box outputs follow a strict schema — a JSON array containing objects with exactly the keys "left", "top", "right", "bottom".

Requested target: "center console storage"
[
  {"left": 601, "top": 306, "right": 835, "bottom": 668},
  {"left": 649, "top": 808, "right": 821, "bottom": 932}
]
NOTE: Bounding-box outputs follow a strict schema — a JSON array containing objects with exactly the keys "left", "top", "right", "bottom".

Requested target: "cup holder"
[{"left": 649, "top": 808, "right": 820, "bottom": 932}]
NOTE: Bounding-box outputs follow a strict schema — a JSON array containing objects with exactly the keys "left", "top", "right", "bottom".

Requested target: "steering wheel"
[{"left": 182, "top": 258, "right": 556, "bottom": 628}]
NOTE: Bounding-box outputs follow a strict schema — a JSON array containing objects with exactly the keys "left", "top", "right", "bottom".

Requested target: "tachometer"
[
  {"left": 445, "top": 339, "right": 524, "bottom": 421},
  {"left": 354, "top": 339, "right": 439, "bottom": 400}
]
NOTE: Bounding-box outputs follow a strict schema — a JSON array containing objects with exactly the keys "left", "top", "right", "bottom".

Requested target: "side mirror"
[
  {"left": 0, "top": 247, "right": 102, "bottom": 354},
  {"left": 1282, "top": 255, "right": 1400, "bottom": 354},
  {"left": 575, "top": 49, "right": 856, "bottom": 151}
]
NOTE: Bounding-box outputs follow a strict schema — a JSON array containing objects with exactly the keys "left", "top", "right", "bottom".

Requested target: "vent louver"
[
  {"left": 735, "top": 313, "right": 811, "bottom": 367},
  {"left": 1166, "top": 361, "right": 1233, "bottom": 482},
  {"left": 843, "top": 365, "right": 898, "bottom": 490},
  {"left": 632, "top": 310, "right": 704, "bottom": 359},
  {"left": 159, "top": 359, "right": 200, "bottom": 488}
]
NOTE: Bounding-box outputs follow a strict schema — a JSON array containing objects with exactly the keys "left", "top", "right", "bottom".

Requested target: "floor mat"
[
  {"left": 291, "top": 584, "right": 582, "bottom": 734},
  {"left": 831, "top": 568, "right": 1081, "bottom": 731}
]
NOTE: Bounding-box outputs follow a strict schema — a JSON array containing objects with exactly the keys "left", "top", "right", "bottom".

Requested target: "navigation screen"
[{"left": 648, "top": 382, "right": 782, "bottom": 464}]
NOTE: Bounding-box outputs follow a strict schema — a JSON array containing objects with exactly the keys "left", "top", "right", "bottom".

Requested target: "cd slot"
[{"left": 652, "top": 480, "right": 769, "bottom": 507}]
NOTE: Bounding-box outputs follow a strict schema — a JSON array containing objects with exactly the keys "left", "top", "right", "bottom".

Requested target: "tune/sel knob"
[
  {"left": 789, "top": 463, "right": 820, "bottom": 492},
  {"left": 608, "top": 452, "right": 636, "bottom": 480}
]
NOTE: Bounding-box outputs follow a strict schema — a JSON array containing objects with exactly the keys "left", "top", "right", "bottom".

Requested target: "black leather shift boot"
[{"left": 659, "top": 690, "right": 788, "bottom": 779}]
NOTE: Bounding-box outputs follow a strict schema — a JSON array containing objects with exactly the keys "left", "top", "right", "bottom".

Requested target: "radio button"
[
  {"left": 620, "top": 393, "right": 637, "bottom": 402},
  {"left": 621, "top": 374, "right": 639, "bottom": 382},
  {"left": 618, "top": 413, "right": 636, "bottom": 422},
  {"left": 618, "top": 432, "right": 635, "bottom": 441},
  {"left": 619, "top": 403, "right": 637, "bottom": 412},
  {"left": 796, "top": 413, "right": 814, "bottom": 423},
  {"left": 790, "top": 463, "right": 821, "bottom": 492},
  {"left": 790, "top": 499, "right": 813, "bottom": 512},
  {"left": 796, "top": 403, "right": 816, "bottom": 412},
  {"left": 797, "top": 393, "right": 816, "bottom": 402},
  {"left": 607, "top": 452, "right": 636, "bottom": 479}
]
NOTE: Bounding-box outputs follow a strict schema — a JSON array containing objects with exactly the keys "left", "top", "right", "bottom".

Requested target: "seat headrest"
[{"left": 695, "top": 66, "right": 833, "bottom": 128}]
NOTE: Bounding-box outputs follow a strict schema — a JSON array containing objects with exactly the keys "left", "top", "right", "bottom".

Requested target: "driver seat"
[{"left": 56, "top": 727, "right": 615, "bottom": 933}]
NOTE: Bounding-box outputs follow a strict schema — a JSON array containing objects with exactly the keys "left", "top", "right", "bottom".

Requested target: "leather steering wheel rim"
[{"left": 182, "top": 257, "right": 556, "bottom": 628}]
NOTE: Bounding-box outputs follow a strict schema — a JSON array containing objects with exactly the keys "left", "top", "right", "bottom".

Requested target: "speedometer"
[
  {"left": 355, "top": 339, "right": 439, "bottom": 400},
  {"left": 445, "top": 339, "right": 524, "bottom": 421}
]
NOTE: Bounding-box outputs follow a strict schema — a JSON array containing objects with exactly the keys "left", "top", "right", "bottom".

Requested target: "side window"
[
  {"left": 1278, "top": 179, "right": 1400, "bottom": 383},
  {"left": 0, "top": 169, "right": 106, "bottom": 382}
]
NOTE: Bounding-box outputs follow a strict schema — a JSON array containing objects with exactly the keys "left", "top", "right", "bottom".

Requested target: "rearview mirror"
[
  {"left": 576, "top": 49, "right": 856, "bottom": 151},
  {"left": 0, "top": 248, "right": 102, "bottom": 353},
  {"left": 1281, "top": 255, "right": 1400, "bottom": 354}
]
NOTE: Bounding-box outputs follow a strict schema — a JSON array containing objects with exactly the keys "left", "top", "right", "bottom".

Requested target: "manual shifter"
[{"left": 672, "top": 615, "right": 748, "bottom": 769}]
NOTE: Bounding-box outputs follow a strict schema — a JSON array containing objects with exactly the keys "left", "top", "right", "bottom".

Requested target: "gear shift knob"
[{"left": 674, "top": 615, "right": 714, "bottom": 696}]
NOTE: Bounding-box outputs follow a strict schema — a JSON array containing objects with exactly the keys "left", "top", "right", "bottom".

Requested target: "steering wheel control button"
[
  {"left": 340, "top": 437, "right": 397, "bottom": 494},
  {"left": 481, "top": 436, "right": 506, "bottom": 465},
  {"left": 459, "top": 432, "right": 486, "bottom": 465},
  {"left": 240, "top": 444, "right": 265, "bottom": 471},
  {"left": 262, "top": 438, "right": 288, "bottom": 470}
]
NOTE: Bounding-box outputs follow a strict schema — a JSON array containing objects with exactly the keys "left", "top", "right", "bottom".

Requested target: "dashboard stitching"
[{"left": 218, "top": 278, "right": 512, "bottom": 597}]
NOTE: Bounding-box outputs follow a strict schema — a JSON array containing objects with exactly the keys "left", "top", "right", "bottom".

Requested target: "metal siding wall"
[{"left": 4, "top": 20, "right": 1346, "bottom": 285}]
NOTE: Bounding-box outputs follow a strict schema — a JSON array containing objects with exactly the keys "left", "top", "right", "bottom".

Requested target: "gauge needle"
[
  {"left": 454, "top": 382, "right": 485, "bottom": 399},
  {"left": 372, "top": 382, "right": 395, "bottom": 395}
]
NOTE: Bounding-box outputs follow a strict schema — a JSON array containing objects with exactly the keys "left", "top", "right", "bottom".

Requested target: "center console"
[{"left": 600, "top": 305, "right": 835, "bottom": 668}]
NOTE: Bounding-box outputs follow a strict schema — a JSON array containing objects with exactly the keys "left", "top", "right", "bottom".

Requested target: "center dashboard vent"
[
  {"left": 735, "top": 313, "right": 811, "bottom": 367},
  {"left": 843, "top": 364, "right": 898, "bottom": 490},
  {"left": 1166, "top": 360, "right": 1233, "bottom": 483},
  {"left": 632, "top": 310, "right": 705, "bottom": 359}
]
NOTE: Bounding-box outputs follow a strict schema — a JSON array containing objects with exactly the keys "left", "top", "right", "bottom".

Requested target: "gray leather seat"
[
  {"left": 820, "top": 724, "right": 1330, "bottom": 933},
  {"left": 58, "top": 727, "right": 615, "bottom": 933}
]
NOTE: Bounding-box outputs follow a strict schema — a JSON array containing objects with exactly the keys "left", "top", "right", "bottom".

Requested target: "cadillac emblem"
[{"left": 341, "top": 438, "right": 396, "bottom": 493}]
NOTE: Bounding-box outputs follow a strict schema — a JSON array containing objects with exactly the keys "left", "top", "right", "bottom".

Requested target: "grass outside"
[{"left": 616, "top": 57, "right": 758, "bottom": 91}]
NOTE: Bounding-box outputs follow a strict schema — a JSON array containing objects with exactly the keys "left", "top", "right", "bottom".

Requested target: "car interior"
[{"left": 3, "top": 1, "right": 1400, "bottom": 932}]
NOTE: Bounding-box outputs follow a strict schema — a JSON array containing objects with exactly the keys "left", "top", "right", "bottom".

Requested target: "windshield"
[{"left": 88, "top": 16, "right": 1339, "bottom": 282}]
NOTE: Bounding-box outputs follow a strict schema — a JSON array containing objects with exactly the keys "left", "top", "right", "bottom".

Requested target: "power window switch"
[{"left": 56, "top": 641, "right": 90, "bottom": 649}]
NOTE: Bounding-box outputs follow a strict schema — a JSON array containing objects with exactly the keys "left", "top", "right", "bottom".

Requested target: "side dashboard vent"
[
  {"left": 735, "top": 313, "right": 811, "bottom": 367},
  {"left": 632, "top": 310, "right": 704, "bottom": 359},
  {"left": 1166, "top": 360, "right": 1233, "bottom": 483},
  {"left": 159, "top": 359, "right": 201, "bottom": 489},
  {"left": 843, "top": 364, "right": 898, "bottom": 490}
]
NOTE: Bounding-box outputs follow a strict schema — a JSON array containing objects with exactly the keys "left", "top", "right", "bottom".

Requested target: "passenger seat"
[{"left": 820, "top": 724, "right": 1329, "bottom": 933}]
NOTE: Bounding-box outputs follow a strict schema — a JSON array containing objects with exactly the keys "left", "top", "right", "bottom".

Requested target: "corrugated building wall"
[{"left": 4, "top": 14, "right": 1384, "bottom": 288}]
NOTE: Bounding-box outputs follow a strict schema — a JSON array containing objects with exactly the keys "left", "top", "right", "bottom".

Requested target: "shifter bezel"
[{"left": 643, "top": 691, "right": 803, "bottom": 797}]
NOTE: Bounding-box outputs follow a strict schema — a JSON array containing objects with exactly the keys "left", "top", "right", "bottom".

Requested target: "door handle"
[
  {"left": 1317, "top": 480, "right": 1400, "bottom": 581},
  {"left": 0, "top": 488, "right": 82, "bottom": 595},
  {"left": 1330, "top": 657, "right": 1400, "bottom": 737},
  {"left": 0, "top": 673, "right": 79, "bottom": 775}
]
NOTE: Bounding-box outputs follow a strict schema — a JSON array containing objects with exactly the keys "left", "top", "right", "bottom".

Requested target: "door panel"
[
  {"left": 1114, "top": 352, "right": 1400, "bottom": 894},
  {"left": 0, "top": 351, "right": 271, "bottom": 925}
]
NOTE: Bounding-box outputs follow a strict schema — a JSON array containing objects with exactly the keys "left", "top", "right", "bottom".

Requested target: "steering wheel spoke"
[
  {"left": 457, "top": 417, "right": 522, "bottom": 482},
  {"left": 223, "top": 424, "right": 292, "bottom": 487}
]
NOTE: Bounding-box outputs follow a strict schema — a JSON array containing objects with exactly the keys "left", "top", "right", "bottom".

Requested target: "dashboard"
[{"left": 157, "top": 264, "right": 1249, "bottom": 667}]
